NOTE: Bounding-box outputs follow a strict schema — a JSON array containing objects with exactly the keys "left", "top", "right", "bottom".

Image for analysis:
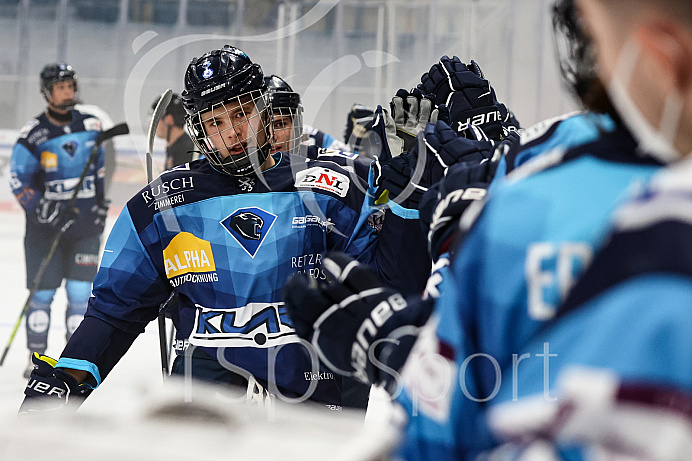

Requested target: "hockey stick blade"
[
  {"left": 147, "top": 89, "right": 173, "bottom": 181},
  {"left": 97, "top": 122, "right": 129, "bottom": 145},
  {"left": 146, "top": 89, "right": 173, "bottom": 379}
]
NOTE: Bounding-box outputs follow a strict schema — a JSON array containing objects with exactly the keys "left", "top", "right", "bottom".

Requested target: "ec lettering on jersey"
[
  {"left": 162, "top": 232, "right": 217, "bottom": 284},
  {"left": 294, "top": 167, "right": 350, "bottom": 197},
  {"left": 40, "top": 151, "right": 58, "bottom": 172},
  {"left": 220, "top": 207, "right": 277, "bottom": 258},
  {"left": 189, "top": 302, "right": 298, "bottom": 348}
]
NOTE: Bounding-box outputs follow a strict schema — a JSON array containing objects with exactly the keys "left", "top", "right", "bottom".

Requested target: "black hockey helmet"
[
  {"left": 182, "top": 45, "right": 272, "bottom": 176},
  {"left": 39, "top": 62, "right": 79, "bottom": 110},
  {"left": 151, "top": 92, "right": 186, "bottom": 127},
  {"left": 264, "top": 75, "right": 304, "bottom": 155},
  {"left": 181, "top": 45, "right": 265, "bottom": 115},
  {"left": 264, "top": 75, "right": 301, "bottom": 109}
]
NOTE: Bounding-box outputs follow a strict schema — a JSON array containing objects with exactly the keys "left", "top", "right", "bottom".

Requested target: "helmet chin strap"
[{"left": 46, "top": 105, "right": 73, "bottom": 124}]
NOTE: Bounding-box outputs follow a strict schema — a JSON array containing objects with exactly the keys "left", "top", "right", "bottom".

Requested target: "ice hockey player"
[
  {"left": 151, "top": 92, "right": 197, "bottom": 169},
  {"left": 10, "top": 63, "right": 108, "bottom": 379},
  {"left": 483, "top": 0, "right": 692, "bottom": 457},
  {"left": 281, "top": 0, "right": 677, "bottom": 458},
  {"left": 18, "top": 45, "right": 433, "bottom": 413},
  {"left": 264, "top": 74, "right": 350, "bottom": 155}
]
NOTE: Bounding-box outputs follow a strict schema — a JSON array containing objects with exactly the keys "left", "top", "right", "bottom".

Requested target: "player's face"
[
  {"left": 271, "top": 113, "right": 294, "bottom": 154},
  {"left": 49, "top": 80, "right": 76, "bottom": 110},
  {"left": 199, "top": 96, "right": 267, "bottom": 160}
]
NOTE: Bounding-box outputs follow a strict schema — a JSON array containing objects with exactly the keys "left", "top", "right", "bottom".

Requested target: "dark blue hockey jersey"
[
  {"left": 10, "top": 111, "right": 106, "bottom": 238},
  {"left": 57, "top": 152, "right": 383, "bottom": 405}
]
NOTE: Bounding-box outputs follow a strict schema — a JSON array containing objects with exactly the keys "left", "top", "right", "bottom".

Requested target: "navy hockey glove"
[
  {"left": 283, "top": 252, "right": 433, "bottom": 387},
  {"left": 373, "top": 153, "right": 425, "bottom": 209},
  {"left": 418, "top": 56, "right": 505, "bottom": 140},
  {"left": 35, "top": 198, "right": 78, "bottom": 232},
  {"left": 19, "top": 353, "right": 92, "bottom": 414},
  {"left": 390, "top": 88, "right": 435, "bottom": 154},
  {"left": 410, "top": 120, "right": 494, "bottom": 190},
  {"left": 91, "top": 198, "right": 110, "bottom": 229},
  {"left": 420, "top": 154, "right": 497, "bottom": 260}
]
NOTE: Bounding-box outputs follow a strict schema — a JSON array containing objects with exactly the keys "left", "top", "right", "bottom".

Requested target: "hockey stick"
[
  {"left": 148, "top": 89, "right": 173, "bottom": 379},
  {"left": 0, "top": 122, "right": 130, "bottom": 366}
]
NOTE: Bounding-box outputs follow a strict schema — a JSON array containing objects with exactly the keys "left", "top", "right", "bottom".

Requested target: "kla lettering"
[
  {"left": 190, "top": 303, "right": 297, "bottom": 348},
  {"left": 141, "top": 177, "right": 194, "bottom": 204},
  {"left": 44, "top": 175, "right": 96, "bottom": 200},
  {"left": 456, "top": 109, "right": 502, "bottom": 133}
]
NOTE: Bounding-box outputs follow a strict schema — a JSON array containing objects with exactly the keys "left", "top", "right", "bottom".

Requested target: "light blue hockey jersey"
[
  {"left": 484, "top": 161, "right": 692, "bottom": 459},
  {"left": 10, "top": 111, "right": 106, "bottom": 237},
  {"left": 395, "top": 119, "right": 664, "bottom": 460}
]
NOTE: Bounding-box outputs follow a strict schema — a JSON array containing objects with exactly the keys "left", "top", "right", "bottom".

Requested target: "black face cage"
[
  {"left": 270, "top": 105, "right": 305, "bottom": 156},
  {"left": 42, "top": 77, "right": 80, "bottom": 111},
  {"left": 185, "top": 89, "right": 273, "bottom": 176}
]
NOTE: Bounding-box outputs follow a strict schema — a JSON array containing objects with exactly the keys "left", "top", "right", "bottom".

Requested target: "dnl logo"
[{"left": 220, "top": 207, "right": 277, "bottom": 258}]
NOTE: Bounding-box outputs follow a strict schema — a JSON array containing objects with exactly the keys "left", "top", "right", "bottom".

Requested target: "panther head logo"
[{"left": 230, "top": 212, "right": 264, "bottom": 241}]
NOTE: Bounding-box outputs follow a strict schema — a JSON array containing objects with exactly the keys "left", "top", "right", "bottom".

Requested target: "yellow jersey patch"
[
  {"left": 162, "top": 232, "right": 216, "bottom": 278},
  {"left": 40, "top": 151, "right": 58, "bottom": 170}
]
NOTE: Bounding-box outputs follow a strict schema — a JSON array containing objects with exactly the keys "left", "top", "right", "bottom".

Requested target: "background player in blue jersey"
[
  {"left": 18, "top": 45, "right": 432, "bottom": 413},
  {"left": 10, "top": 63, "right": 108, "bottom": 379}
]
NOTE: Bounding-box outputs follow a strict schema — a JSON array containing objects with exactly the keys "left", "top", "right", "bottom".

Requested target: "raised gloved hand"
[
  {"left": 18, "top": 353, "right": 92, "bottom": 414},
  {"left": 373, "top": 121, "right": 494, "bottom": 210},
  {"left": 91, "top": 198, "right": 110, "bottom": 229},
  {"left": 419, "top": 56, "right": 505, "bottom": 140},
  {"left": 283, "top": 252, "right": 433, "bottom": 387},
  {"left": 35, "top": 198, "right": 78, "bottom": 232},
  {"left": 410, "top": 120, "right": 494, "bottom": 190},
  {"left": 390, "top": 88, "right": 436, "bottom": 154},
  {"left": 343, "top": 103, "right": 375, "bottom": 154}
]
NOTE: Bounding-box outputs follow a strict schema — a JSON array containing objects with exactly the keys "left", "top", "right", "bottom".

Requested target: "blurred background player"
[
  {"left": 264, "top": 74, "right": 350, "bottom": 154},
  {"left": 151, "top": 92, "right": 197, "bottom": 170},
  {"left": 9, "top": 62, "right": 108, "bottom": 378}
]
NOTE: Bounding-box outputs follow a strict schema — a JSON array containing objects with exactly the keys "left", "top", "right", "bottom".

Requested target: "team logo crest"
[
  {"left": 221, "top": 207, "right": 277, "bottom": 258},
  {"left": 62, "top": 141, "right": 77, "bottom": 157},
  {"left": 201, "top": 61, "right": 214, "bottom": 79}
]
